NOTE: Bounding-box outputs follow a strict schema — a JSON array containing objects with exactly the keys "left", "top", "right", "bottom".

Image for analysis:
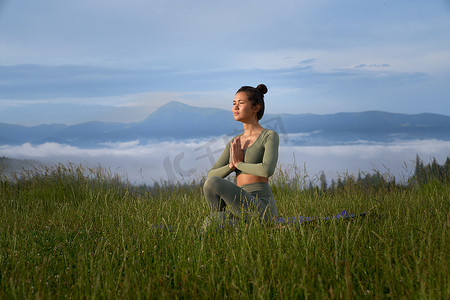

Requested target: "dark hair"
[{"left": 236, "top": 84, "right": 268, "bottom": 120}]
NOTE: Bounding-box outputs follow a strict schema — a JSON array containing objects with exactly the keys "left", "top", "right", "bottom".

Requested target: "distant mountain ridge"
[{"left": 1, "top": 101, "right": 450, "bottom": 147}]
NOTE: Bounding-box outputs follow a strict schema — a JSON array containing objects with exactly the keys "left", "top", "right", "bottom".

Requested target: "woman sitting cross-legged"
[{"left": 203, "top": 84, "right": 279, "bottom": 229}]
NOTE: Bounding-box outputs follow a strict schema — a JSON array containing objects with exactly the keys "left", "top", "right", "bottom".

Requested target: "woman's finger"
[{"left": 230, "top": 142, "right": 235, "bottom": 165}]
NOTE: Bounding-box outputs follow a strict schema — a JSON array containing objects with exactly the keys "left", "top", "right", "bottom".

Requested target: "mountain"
[
  {"left": 130, "top": 101, "right": 236, "bottom": 138},
  {"left": 1, "top": 101, "right": 450, "bottom": 146},
  {"left": 275, "top": 111, "right": 450, "bottom": 144}
]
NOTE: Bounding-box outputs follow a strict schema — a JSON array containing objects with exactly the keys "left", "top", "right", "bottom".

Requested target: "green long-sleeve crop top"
[{"left": 207, "top": 129, "right": 279, "bottom": 179}]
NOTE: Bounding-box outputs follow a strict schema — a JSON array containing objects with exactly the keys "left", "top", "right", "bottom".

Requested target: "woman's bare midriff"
[{"left": 237, "top": 173, "right": 268, "bottom": 186}]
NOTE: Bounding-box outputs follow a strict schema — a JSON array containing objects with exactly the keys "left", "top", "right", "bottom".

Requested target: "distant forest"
[{"left": 315, "top": 154, "right": 450, "bottom": 192}]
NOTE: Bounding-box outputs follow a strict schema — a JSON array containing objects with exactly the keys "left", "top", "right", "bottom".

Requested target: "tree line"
[{"left": 313, "top": 154, "right": 450, "bottom": 192}]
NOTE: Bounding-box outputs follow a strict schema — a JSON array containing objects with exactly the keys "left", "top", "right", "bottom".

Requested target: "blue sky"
[{"left": 1, "top": 0, "right": 450, "bottom": 125}]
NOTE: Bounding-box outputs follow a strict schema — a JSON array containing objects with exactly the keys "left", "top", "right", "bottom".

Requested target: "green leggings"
[{"left": 203, "top": 176, "right": 277, "bottom": 226}]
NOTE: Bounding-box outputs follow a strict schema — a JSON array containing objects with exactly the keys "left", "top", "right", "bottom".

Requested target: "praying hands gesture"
[{"left": 229, "top": 136, "right": 244, "bottom": 170}]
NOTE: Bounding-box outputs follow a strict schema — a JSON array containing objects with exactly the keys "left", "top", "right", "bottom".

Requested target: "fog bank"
[{"left": 1, "top": 138, "right": 449, "bottom": 185}]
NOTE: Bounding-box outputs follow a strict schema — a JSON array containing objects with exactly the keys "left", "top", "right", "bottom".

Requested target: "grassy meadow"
[{"left": 0, "top": 163, "right": 449, "bottom": 299}]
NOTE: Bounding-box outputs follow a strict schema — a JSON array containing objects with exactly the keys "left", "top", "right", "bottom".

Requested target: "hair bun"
[{"left": 256, "top": 84, "right": 268, "bottom": 95}]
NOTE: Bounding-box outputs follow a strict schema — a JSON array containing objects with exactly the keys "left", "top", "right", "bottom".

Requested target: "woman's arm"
[
  {"left": 207, "top": 140, "right": 235, "bottom": 179},
  {"left": 235, "top": 131, "right": 279, "bottom": 177}
]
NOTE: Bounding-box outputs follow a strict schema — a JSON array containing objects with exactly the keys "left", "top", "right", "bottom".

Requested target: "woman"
[{"left": 203, "top": 84, "right": 279, "bottom": 229}]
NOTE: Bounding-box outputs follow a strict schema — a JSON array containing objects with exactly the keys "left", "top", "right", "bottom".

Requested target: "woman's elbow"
[{"left": 261, "top": 166, "right": 276, "bottom": 177}]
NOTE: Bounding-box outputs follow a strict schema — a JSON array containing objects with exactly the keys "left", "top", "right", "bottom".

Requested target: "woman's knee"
[{"left": 203, "top": 176, "right": 223, "bottom": 194}]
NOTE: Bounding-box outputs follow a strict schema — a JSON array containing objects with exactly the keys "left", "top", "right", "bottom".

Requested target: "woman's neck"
[{"left": 241, "top": 121, "right": 264, "bottom": 136}]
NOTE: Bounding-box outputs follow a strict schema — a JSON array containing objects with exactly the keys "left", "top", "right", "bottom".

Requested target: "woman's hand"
[{"left": 229, "top": 136, "right": 244, "bottom": 170}]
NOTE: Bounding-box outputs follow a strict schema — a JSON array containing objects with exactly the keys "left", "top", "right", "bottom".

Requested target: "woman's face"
[{"left": 232, "top": 92, "right": 260, "bottom": 122}]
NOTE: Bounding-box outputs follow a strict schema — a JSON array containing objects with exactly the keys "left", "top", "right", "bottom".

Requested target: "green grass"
[{"left": 1, "top": 164, "right": 449, "bottom": 299}]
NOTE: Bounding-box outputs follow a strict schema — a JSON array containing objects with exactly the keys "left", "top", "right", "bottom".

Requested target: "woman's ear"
[{"left": 252, "top": 104, "right": 261, "bottom": 114}]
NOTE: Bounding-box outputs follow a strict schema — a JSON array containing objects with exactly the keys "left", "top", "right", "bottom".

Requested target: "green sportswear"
[{"left": 207, "top": 128, "right": 279, "bottom": 179}]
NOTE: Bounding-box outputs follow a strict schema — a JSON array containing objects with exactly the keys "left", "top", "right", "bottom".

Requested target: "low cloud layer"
[{"left": 1, "top": 138, "right": 449, "bottom": 185}]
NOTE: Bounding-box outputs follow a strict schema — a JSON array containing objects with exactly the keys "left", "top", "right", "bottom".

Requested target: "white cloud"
[
  {"left": 99, "top": 140, "right": 141, "bottom": 149},
  {"left": 1, "top": 139, "right": 449, "bottom": 185},
  {"left": 235, "top": 47, "right": 450, "bottom": 75},
  {"left": 0, "top": 92, "right": 197, "bottom": 125},
  {"left": 279, "top": 139, "right": 450, "bottom": 182},
  {"left": 0, "top": 0, "right": 312, "bottom": 67}
]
